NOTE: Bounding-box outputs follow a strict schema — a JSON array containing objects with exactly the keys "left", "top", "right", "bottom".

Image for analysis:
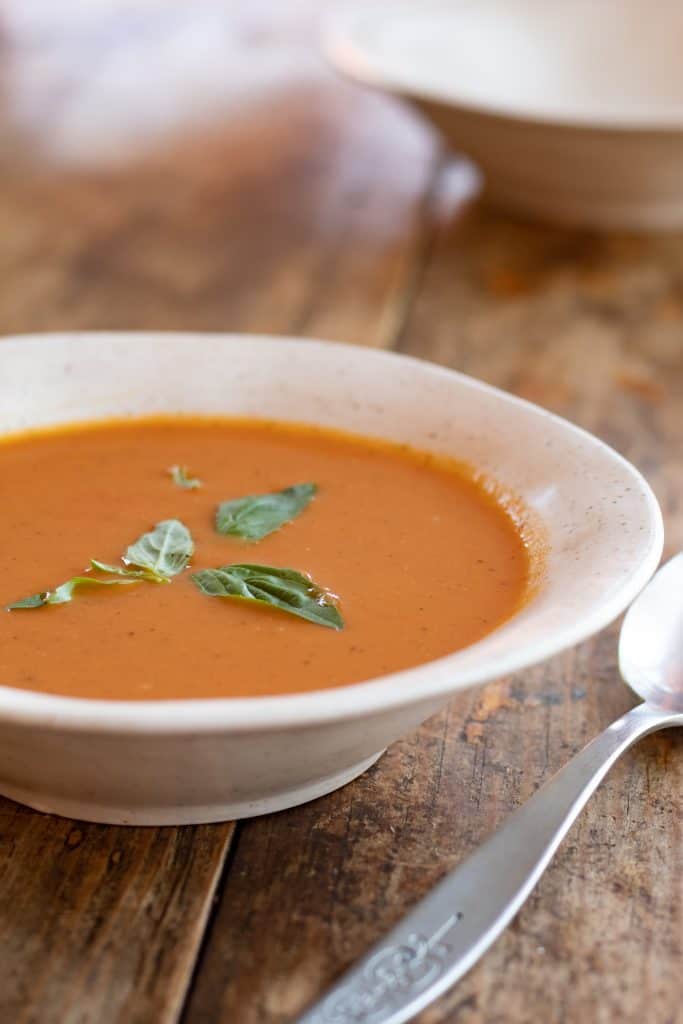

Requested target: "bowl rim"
[
  {"left": 322, "top": 1, "right": 683, "bottom": 133},
  {"left": 0, "top": 331, "right": 664, "bottom": 734}
]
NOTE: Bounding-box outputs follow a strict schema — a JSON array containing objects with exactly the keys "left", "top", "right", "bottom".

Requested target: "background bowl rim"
[{"left": 323, "top": 1, "right": 683, "bottom": 133}]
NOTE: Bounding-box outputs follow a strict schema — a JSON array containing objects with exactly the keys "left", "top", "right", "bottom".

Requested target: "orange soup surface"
[{"left": 0, "top": 418, "right": 532, "bottom": 699}]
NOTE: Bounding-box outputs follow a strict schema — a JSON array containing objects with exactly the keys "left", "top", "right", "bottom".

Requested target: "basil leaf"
[
  {"left": 169, "top": 465, "right": 202, "bottom": 490},
  {"left": 216, "top": 483, "right": 317, "bottom": 542},
  {"left": 191, "top": 563, "right": 343, "bottom": 630},
  {"left": 6, "top": 593, "right": 49, "bottom": 609},
  {"left": 90, "top": 559, "right": 167, "bottom": 583},
  {"left": 7, "top": 574, "right": 142, "bottom": 610},
  {"left": 6, "top": 522, "right": 194, "bottom": 610},
  {"left": 123, "top": 519, "right": 194, "bottom": 579}
]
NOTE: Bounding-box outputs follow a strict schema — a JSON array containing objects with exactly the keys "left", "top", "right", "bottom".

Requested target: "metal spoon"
[{"left": 298, "top": 553, "right": 683, "bottom": 1024}]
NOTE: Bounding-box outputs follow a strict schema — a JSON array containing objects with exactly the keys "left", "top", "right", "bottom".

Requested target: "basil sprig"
[
  {"left": 90, "top": 559, "right": 163, "bottom": 582},
  {"left": 169, "top": 465, "right": 202, "bottom": 490},
  {"left": 6, "top": 519, "right": 194, "bottom": 610},
  {"left": 192, "top": 563, "right": 343, "bottom": 630},
  {"left": 6, "top": 575, "right": 144, "bottom": 609},
  {"left": 215, "top": 483, "right": 317, "bottom": 542},
  {"left": 123, "top": 519, "right": 194, "bottom": 579}
]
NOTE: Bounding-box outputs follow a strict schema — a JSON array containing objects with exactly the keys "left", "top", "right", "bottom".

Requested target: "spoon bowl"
[{"left": 619, "top": 552, "right": 683, "bottom": 712}]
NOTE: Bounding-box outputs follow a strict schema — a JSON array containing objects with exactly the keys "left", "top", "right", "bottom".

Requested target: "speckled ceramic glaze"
[
  {"left": 324, "top": 0, "right": 683, "bottom": 230},
  {"left": 0, "top": 333, "right": 663, "bottom": 824}
]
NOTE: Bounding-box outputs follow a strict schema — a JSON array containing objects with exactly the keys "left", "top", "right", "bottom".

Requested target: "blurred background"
[
  {"left": 0, "top": 4, "right": 681, "bottom": 1024},
  {"left": 0, "top": 0, "right": 450, "bottom": 341},
  {"left": 0, "top": 0, "right": 325, "bottom": 168}
]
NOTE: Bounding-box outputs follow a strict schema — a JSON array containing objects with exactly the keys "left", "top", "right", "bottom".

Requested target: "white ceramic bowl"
[
  {"left": 0, "top": 333, "right": 663, "bottom": 825},
  {"left": 324, "top": 0, "right": 683, "bottom": 230}
]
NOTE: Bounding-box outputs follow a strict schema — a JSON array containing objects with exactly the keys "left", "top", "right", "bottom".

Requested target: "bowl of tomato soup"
[{"left": 0, "top": 333, "right": 662, "bottom": 824}]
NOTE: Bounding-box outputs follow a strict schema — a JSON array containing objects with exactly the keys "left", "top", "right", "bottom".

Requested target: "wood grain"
[
  {"left": 0, "top": 4, "right": 681, "bottom": 1024},
  {"left": 0, "top": 801, "right": 234, "bottom": 1024},
  {"left": 0, "top": 85, "right": 435, "bottom": 346}
]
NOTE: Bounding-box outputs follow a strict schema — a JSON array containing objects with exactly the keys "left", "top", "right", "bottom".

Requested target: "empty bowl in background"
[{"left": 324, "top": 0, "right": 683, "bottom": 230}]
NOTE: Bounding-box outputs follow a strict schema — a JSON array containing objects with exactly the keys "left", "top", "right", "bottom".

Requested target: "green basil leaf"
[
  {"left": 215, "top": 483, "right": 317, "bottom": 542},
  {"left": 123, "top": 519, "right": 194, "bottom": 578},
  {"left": 90, "top": 559, "right": 168, "bottom": 583},
  {"left": 6, "top": 593, "right": 49, "bottom": 609},
  {"left": 169, "top": 465, "right": 202, "bottom": 490},
  {"left": 7, "top": 574, "right": 142, "bottom": 610},
  {"left": 6, "top": 522, "right": 193, "bottom": 610},
  {"left": 191, "top": 563, "right": 343, "bottom": 630}
]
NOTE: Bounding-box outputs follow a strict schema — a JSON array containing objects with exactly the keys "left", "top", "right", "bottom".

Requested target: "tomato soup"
[{"left": 0, "top": 418, "right": 531, "bottom": 699}]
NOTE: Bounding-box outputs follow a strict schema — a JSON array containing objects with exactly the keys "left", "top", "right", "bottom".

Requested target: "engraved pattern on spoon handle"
[{"left": 298, "top": 703, "right": 682, "bottom": 1024}]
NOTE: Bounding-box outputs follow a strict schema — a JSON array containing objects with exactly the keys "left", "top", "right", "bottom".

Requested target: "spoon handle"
[{"left": 298, "top": 702, "right": 681, "bottom": 1024}]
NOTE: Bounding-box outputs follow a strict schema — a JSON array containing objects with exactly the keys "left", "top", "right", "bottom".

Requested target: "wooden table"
[{"left": 0, "top": 5, "right": 681, "bottom": 1022}]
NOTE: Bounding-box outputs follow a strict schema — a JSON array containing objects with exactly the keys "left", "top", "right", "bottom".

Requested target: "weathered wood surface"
[
  {"left": 0, "top": 4, "right": 681, "bottom": 1024},
  {"left": 0, "top": 804, "right": 234, "bottom": 1024}
]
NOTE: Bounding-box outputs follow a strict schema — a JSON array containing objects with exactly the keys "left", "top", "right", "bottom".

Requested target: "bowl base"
[
  {"left": 485, "top": 179, "right": 683, "bottom": 232},
  {"left": 0, "top": 750, "right": 386, "bottom": 826}
]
